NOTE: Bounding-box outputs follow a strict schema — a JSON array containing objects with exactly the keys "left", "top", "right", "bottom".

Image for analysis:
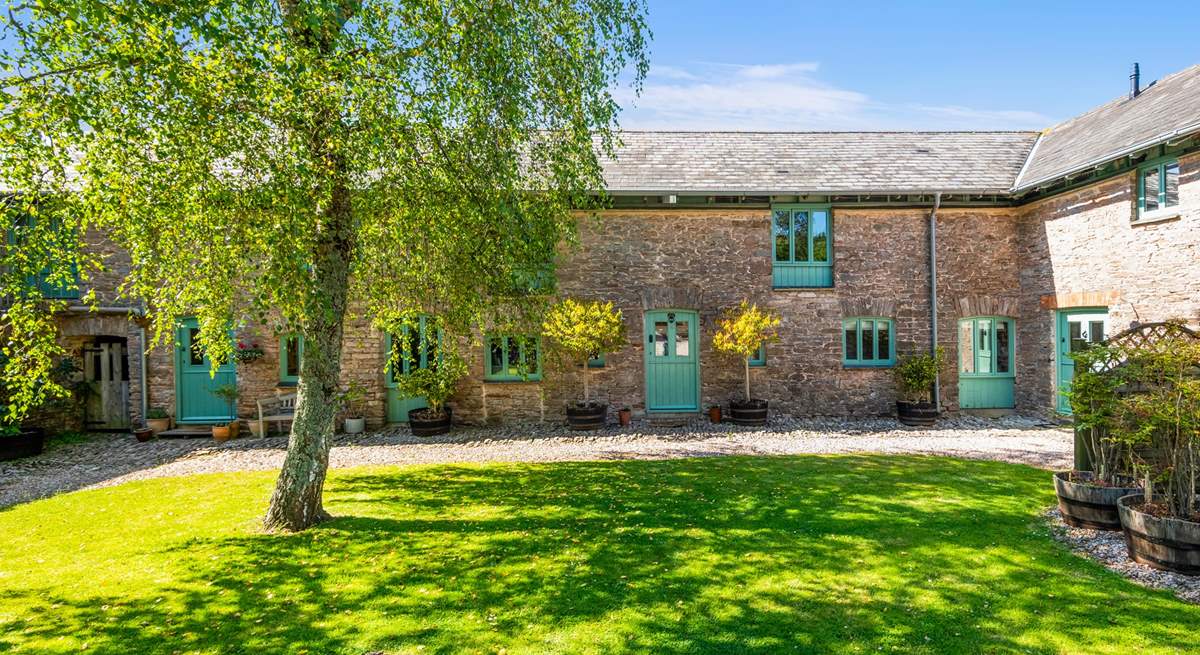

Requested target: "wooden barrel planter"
[
  {"left": 728, "top": 400, "right": 768, "bottom": 426},
  {"left": 409, "top": 407, "right": 453, "bottom": 437},
  {"left": 1118, "top": 495, "right": 1200, "bottom": 575},
  {"left": 1054, "top": 471, "right": 1141, "bottom": 531},
  {"left": 0, "top": 428, "right": 45, "bottom": 461},
  {"left": 566, "top": 403, "right": 607, "bottom": 430},
  {"left": 896, "top": 401, "right": 938, "bottom": 427}
]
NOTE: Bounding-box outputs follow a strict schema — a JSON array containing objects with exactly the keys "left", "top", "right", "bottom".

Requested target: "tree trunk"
[
  {"left": 744, "top": 358, "right": 751, "bottom": 403},
  {"left": 583, "top": 360, "right": 590, "bottom": 404},
  {"left": 264, "top": 169, "right": 353, "bottom": 532}
]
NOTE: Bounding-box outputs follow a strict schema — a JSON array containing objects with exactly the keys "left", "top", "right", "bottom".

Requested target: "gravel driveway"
[{"left": 1, "top": 415, "right": 1071, "bottom": 509}]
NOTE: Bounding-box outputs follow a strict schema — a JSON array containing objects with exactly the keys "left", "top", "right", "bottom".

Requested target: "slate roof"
[
  {"left": 1014, "top": 64, "right": 1200, "bottom": 190},
  {"left": 599, "top": 131, "right": 1039, "bottom": 195}
]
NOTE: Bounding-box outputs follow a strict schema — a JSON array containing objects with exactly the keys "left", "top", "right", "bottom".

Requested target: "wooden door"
[
  {"left": 643, "top": 310, "right": 700, "bottom": 412},
  {"left": 83, "top": 340, "right": 130, "bottom": 430},
  {"left": 1056, "top": 309, "right": 1108, "bottom": 414},
  {"left": 175, "top": 318, "right": 236, "bottom": 423}
]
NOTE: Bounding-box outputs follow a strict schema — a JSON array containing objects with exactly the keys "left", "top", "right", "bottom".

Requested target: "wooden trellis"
[{"left": 1092, "top": 321, "right": 1200, "bottom": 373}]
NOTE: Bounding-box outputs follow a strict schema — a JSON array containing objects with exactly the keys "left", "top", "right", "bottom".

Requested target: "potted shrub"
[
  {"left": 1054, "top": 343, "right": 1141, "bottom": 530},
  {"left": 211, "top": 384, "right": 240, "bottom": 442},
  {"left": 341, "top": 380, "right": 367, "bottom": 434},
  {"left": 713, "top": 300, "right": 780, "bottom": 426},
  {"left": 0, "top": 424, "right": 45, "bottom": 461},
  {"left": 542, "top": 298, "right": 627, "bottom": 430},
  {"left": 894, "top": 348, "right": 945, "bottom": 426},
  {"left": 618, "top": 407, "right": 632, "bottom": 426},
  {"left": 395, "top": 350, "right": 467, "bottom": 437},
  {"left": 1113, "top": 339, "right": 1200, "bottom": 574},
  {"left": 145, "top": 407, "right": 172, "bottom": 434}
]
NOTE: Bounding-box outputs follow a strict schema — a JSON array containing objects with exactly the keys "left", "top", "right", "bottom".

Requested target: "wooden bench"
[{"left": 255, "top": 392, "right": 297, "bottom": 437}]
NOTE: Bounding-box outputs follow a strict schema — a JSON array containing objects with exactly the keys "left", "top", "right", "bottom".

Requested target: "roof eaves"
[{"left": 1012, "top": 121, "right": 1200, "bottom": 192}]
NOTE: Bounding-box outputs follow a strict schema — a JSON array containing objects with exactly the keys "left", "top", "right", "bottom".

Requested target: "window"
[
  {"left": 1138, "top": 158, "right": 1180, "bottom": 219},
  {"left": 748, "top": 344, "right": 766, "bottom": 367},
  {"left": 386, "top": 317, "right": 440, "bottom": 384},
  {"left": 772, "top": 205, "right": 832, "bottom": 288},
  {"left": 842, "top": 318, "right": 894, "bottom": 367},
  {"left": 958, "top": 317, "right": 1014, "bottom": 376},
  {"left": 5, "top": 213, "right": 80, "bottom": 299},
  {"left": 484, "top": 335, "right": 541, "bottom": 381},
  {"left": 279, "top": 334, "right": 303, "bottom": 384}
]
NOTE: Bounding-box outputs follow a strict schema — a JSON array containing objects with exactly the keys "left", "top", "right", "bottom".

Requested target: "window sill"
[
  {"left": 772, "top": 286, "right": 835, "bottom": 292},
  {"left": 1131, "top": 210, "right": 1181, "bottom": 226},
  {"left": 483, "top": 378, "right": 543, "bottom": 385},
  {"left": 843, "top": 364, "right": 894, "bottom": 370},
  {"left": 276, "top": 381, "right": 298, "bottom": 388}
]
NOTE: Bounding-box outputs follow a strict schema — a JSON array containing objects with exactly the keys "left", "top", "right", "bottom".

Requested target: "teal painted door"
[
  {"left": 386, "top": 317, "right": 439, "bottom": 422},
  {"left": 958, "top": 317, "right": 1015, "bottom": 409},
  {"left": 175, "top": 318, "right": 236, "bottom": 423},
  {"left": 644, "top": 310, "right": 700, "bottom": 412},
  {"left": 1056, "top": 309, "right": 1108, "bottom": 414}
]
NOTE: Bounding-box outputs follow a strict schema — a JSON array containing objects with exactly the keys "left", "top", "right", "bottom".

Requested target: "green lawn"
[{"left": 1, "top": 456, "right": 1196, "bottom": 655}]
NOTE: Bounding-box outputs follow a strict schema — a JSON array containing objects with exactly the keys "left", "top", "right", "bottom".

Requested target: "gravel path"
[
  {"left": 1047, "top": 508, "right": 1200, "bottom": 604},
  {"left": 1, "top": 414, "right": 1071, "bottom": 509}
]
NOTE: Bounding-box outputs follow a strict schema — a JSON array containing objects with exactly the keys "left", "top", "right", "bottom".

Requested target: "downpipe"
[{"left": 929, "top": 192, "right": 942, "bottom": 412}]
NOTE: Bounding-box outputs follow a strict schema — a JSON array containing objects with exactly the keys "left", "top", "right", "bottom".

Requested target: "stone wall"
[{"left": 1015, "top": 150, "right": 1200, "bottom": 413}]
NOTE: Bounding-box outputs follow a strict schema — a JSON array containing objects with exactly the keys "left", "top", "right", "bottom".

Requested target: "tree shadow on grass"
[{"left": 2, "top": 456, "right": 1197, "bottom": 654}]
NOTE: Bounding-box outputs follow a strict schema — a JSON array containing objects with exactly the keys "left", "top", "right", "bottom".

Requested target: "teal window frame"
[
  {"left": 484, "top": 335, "right": 542, "bottom": 382},
  {"left": 958, "top": 316, "right": 1015, "bottom": 379},
  {"left": 279, "top": 334, "right": 304, "bottom": 384},
  {"left": 842, "top": 317, "right": 895, "bottom": 367},
  {"left": 771, "top": 204, "right": 833, "bottom": 289},
  {"left": 1137, "top": 157, "right": 1180, "bottom": 218},
  {"left": 385, "top": 316, "right": 442, "bottom": 387},
  {"left": 6, "top": 213, "right": 80, "bottom": 300},
  {"left": 748, "top": 343, "right": 766, "bottom": 367}
]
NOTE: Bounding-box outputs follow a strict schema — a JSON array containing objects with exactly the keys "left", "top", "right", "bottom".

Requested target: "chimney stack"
[{"left": 1130, "top": 63, "right": 1141, "bottom": 99}]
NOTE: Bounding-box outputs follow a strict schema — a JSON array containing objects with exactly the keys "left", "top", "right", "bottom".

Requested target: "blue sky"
[{"left": 618, "top": 0, "right": 1200, "bottom": 131}]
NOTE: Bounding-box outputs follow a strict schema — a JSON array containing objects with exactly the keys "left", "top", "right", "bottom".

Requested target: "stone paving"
[{"left": 1, "top": 414, "right": 1071, "bottom": 509}]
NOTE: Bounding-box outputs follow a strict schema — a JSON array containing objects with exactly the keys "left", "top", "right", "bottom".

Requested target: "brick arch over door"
[{"left": 954, "top": 295, "right": 1019, "bottom": 319}]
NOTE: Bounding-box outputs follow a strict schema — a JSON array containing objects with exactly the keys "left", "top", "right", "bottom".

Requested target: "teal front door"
[
  {"left": 957, "top": 316, "right": 1015, "bottom": 409},
  {"left": 175, "top": 318, "right": 236, "bottom": 423},
  {"left": 644, "top": 310, "right": 700, "bottom": 412},
  {"left": 386, "top": 317, "right": 439, "bottom": 422},
  {"left": 1056, "top": 309, "right": 1108, "bottom": 414}
]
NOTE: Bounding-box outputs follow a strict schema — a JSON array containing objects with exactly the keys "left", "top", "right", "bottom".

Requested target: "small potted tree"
[
  {"left": 894, "top": 348, "right": 944, "bottom": 426},
  {"left": 1054, "top": 343, "right": 1140, "bottom": 530},
  {"left": 341, "top": 380, "right": 367, "bottom": 434},
  {"left": 542, "top": 298, "right": 627, "bottom": 430},
  {"left": 395, "top": 350, "right": 467, "bottom": 437},
  {"left": 713, "top": 300, "right": 780, "bottom": 426},
  {"left": 211, "top": 383, "right": 240, "bottom": 442},
  {"left": 0, "top": 423, "right": 46, "bottom": 461},
  {"left": 1114, "top": 338, "right": 1200, "bottom": 574},
  {"left": 145, "top": 407, "right": 172, "bottom": 434}
]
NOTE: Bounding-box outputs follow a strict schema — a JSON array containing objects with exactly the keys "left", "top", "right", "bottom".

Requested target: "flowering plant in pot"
[
  {"left": 233, "top": 341, "right": 264, "bottom": 364},
  {"left": 1110, "top": 337, "right": 1200, "bottom": 573},
  {"left": 210, "top": 384, "right": 240, "bottom": 442},
  {"left": 1054, "top": 343, "right": 1140, "bottom": 530},
  {"left": 893, "top": 348, "right": 945, "bottom": 427},
  {"left": 340, "top": 380, "right": 367, "bottom": 434},
  {"left": 542, "top": 298, "right": 627, "bottom": 430},
  {"left": 713, "top": 300, "right": 780, "bottom": 426},
  {"left": 394, "top": 350, "right": 466, "bottom": 437}
]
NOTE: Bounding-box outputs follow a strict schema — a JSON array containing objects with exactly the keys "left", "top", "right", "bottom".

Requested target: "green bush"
[
  {"left": 894, "top": 348, "right": 945, "bottom": 403},
  {"left": 393, "top": 352, "right": 467, "bottom": 416}
]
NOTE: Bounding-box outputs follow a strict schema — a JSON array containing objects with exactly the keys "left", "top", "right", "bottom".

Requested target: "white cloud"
[{"left": 617, "top": 62, "right": 1054, "bottom": 131}]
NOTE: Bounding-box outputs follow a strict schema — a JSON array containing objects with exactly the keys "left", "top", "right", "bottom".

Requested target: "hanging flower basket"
[{"left": 234, "top": 342, "right": 265, "bottom": 363}]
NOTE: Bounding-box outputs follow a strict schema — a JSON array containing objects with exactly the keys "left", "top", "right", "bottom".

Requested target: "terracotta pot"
[
  {"left": 212, "top": 424, "right": 233, "bottom": 442},
  {"left": 618, "top": 408, "right": 632, "bottom": 426},
  {"left": 146, "top": 417, "right": 171, "bottom": 435},
  {"left": 133, "top": 427, "right": 154, "bottom": 443},
  {"left": 708, "top": 406, "right": 721, "bottom": 423}
]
